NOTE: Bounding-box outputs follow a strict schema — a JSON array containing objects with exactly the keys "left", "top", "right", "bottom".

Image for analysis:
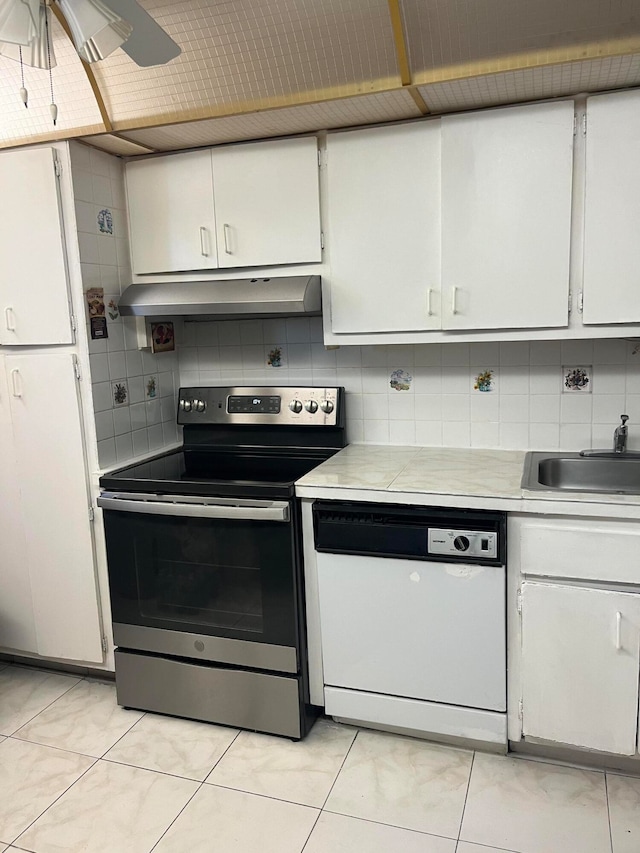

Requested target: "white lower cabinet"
[
  {"left": 521, "top": 581, "right": 640, "bottom": 755},
  {"left": 0, "top": 353, "right": 103, "bottom": 663}
]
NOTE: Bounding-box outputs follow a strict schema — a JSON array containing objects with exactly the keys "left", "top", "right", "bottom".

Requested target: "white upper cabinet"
[
  {"left": 583, "top": 89, "right": 640, "bottom": 325},
  {"left": 211, "top": 136, "right": 321, "bottom": 268},
  {"left": 326, "top": 122, "right": 441, "bottom": 334},
  {"left": 441, "top": 101, "right": 574, "bottom": 331},
  {"left": 521, "top": 581, "right": 640, "bottom": 755},
  {"left": 0, "top": 148, "right": 73, "bottom": 346},
  {"left": 126, "top": 150, "right": 218, "bottom": 274},
  {"left": 4, "top": 353, "right": 103, "bottom": 662},
  {"left": 126, "top": 137, "right": 321, "bottom": 274}
]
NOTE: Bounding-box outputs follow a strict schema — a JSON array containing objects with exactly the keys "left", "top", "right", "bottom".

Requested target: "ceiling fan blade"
[{"left": 100, "top": 0, "right": 180, "bottom": 66}]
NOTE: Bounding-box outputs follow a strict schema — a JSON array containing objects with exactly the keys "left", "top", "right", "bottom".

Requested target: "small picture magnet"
[
  {"left": 90, "top": 316, "right": 108, "bottom": 339},
  {"left": 86, "top": 287, "right": 105, "bottom": 318},
  {"left": 150, "top": 321, "right": 175, "bottom": 353}
]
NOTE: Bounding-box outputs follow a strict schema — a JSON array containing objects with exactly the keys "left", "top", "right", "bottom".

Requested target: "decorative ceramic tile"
[
  {"left": 324, "top": 730, "right": 472, "bottom": 838},
  {"left": 17, "top": 760, "right": 198, "bottom": 853},
  {"left": 97, "top": 209, "right": 114, "bottom": 235},
  {"left": 389, "top": 368, "right": 413, "bottom": 391},
  {"left": 304, "top": 812, "right": 456, "bottom": 852},
  {"left": 459, "top": 753, "right": 610, "bottom": 853},
  {"left": 0, "top": 667, "right": 80, "bottom": 736},
  {"left": 266, "top": 344, "right": 286, "bottom": 367},
  {"left": 606, "top": 772, "right": 640, "bottom": 853},
  {"left": 107, "top": 298, "right": 119, "bottom": 320},
  {"left": 0, "top": 738, "right": 94, "bottom": 845},
  {"left": 14, "top": 680, "right": 143, "bottom": 757},
  {"left": 473, "top": 368, "right": 496, "bottom": 392},
  {"left": 112, "top": 379, "right": 129, "bottom": 407},
  {"left": 153, "top": 785, "right": 318, "bottom": 853},
  {"left": 144, "top": 374, "right": 159, "bottom": 399},
  {"left": 104, "top": 713, "right": 239, "bottom": 781},
  {"left": 206, "top": 718, "right": 356, "bottom": 807},
  {"left": 563, "top": 365, "right": 592, "bottom": 393}
]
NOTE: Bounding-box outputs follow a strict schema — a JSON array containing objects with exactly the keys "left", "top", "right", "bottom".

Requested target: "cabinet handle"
[
  {"left": 223, "top": 223, "right": 232, "bottom": 255},
  {"left": 452, "top": 286, "right": 459, "bottom": 315},
  {"left": 4, "top": 306, "right": 16, "bottom": 331},
  {"left": 426, "top": 288, "right": 433, "bottom": 317},
  {"left": 10, "top": 369, "right": 22, "bottom": 398},
  {"left": 199, "top": 226, "right": 209, "bottom": 257},
  {"left": 615, "top": 611, "right": 622, "bottom": 650}
]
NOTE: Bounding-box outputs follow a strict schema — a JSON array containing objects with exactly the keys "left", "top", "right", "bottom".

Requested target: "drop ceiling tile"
[
  {"left": 82, "top": 134, "right": 157, "bottom": 156},
  {"left": 417, "top": 55, "right": 640, "bottom": 113},
  {"left": 123, "top": 89, "right": 421, "bottom": 152},
  {"left": 93, "top": 0, "right": 401, "bottom": 126}
]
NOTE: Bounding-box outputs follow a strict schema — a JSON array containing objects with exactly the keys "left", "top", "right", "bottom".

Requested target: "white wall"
[
  {"left": 69, "top": 142, "right": 180, "bottom": 469},
  {"left": 179, "top": 318, "right": 640, "bottom": 452}
]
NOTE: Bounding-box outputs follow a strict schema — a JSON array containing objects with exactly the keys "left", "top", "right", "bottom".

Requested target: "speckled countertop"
[{"left": 295, "top": 445, "right": 640, "bottom": 519}]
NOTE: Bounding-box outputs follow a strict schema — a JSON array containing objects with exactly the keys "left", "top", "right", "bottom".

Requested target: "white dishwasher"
[{"left": 313, "top": 501, "right": 507, "bottom": 747}]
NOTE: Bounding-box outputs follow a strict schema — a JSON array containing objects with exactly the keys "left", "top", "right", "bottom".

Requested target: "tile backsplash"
[
  {"left": 69, "top": 142, "right": 180, "bottom": 469},
  {"left": 179, "top": 319, "right": 640, "bottom": 452}
]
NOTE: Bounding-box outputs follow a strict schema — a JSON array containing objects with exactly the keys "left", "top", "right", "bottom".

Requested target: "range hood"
[{"left": 118, "top": 275, "right": 321, "bottom": 319}]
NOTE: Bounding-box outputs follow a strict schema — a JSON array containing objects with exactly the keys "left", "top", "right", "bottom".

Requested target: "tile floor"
[{"left": 0, "top": 662, "right": 639, "bottom": 853}]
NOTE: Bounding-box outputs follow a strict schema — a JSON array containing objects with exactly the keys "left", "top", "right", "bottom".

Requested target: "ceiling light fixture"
[{"left": 0, "top": 0, "right": 180, "bottom": 124}]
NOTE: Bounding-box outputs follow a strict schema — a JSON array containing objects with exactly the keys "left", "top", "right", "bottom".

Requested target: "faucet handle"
[{"left": 621, "top": 414, "right": 630, "bottom": 426}]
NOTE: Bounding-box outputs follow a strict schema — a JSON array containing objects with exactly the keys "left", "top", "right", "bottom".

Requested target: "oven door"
[{"left": 98, "top": 492, "right": 300, "bottom": 673}]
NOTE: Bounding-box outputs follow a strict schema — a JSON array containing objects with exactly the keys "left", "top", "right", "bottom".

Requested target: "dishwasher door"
[{"left": 316, "top": 551, "right": 505, "bottom": 712}]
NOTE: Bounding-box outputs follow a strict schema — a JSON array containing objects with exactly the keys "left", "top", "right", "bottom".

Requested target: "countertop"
[{"left": 295, "top": 445, "right": 640, "bottom": 519}]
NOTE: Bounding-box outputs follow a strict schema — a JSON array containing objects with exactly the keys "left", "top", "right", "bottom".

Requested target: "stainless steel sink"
[{"left": 522, "top": 452, "right": 640, "bottom": 495}]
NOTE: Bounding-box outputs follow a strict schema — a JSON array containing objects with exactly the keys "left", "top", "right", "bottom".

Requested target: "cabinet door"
[
  {"left": 126, "top": 150, "right": 218, "bottom": 273},
  {"left": 583, "top": 90, "right": 640, "bottom": 324},
  {"left": 212, "top": 137, "right": 321, "bottom": 268},
  {"left": 0, "top": 354, "right": 37, "bottom": 653},
  {"left": 6, "top": 354, "right": 103, "bottom": 662},
  {"left": 441, "top": 101, "right": 574, "bottom": 331},
  {"left": 326, "top": 123, "right": 441, "bottom": 334},
  {"left": 521, "top": 582, "right": 640, "bottom": 754},
  {"left": 0, "top": 148, "right": 73, "bottom": 345}
]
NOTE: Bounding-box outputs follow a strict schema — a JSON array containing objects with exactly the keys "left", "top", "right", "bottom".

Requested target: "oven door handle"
[{"left": 96, "top": 494, "right": 290, "bottom": 522}]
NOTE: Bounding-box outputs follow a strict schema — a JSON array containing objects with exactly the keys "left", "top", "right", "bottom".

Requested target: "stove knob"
[
  {"left": 305, "top": 399, "right": 319, "bottom": 413},
  {"left": 196, "top": 400, "right": 206, "bottom": 412},
  {"left": 179, "top": 399, "right": 185, "bottom": 410},
  {"left": 289, "top": 399, "right": 303, "bottom": 414},
  {"left": 454, "top": 535, "right": 470, "bottom": 552},
  {"left": 183, "top": 400, "right": 192, "bottom": 412},
  {"left": 320, "top": 399, "right": 334, "bottom": 414}
]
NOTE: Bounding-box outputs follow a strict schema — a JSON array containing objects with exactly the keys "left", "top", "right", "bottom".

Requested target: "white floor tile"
[
  {"left": 104, "top": 713, "right": 239, "bottom": 780},
  {"left": 154, "top": 784, "right": 319, "bottom": 853},
  {"left": 0, "top": 738, "right": 94, "bottom": 845},
  {"left": 0, "top": 667, "right": 80, "bottom": 736},
  {"left": 17, "top": 760, "right": 198, "bottom": 853},
  {"left": 457, "top": 843, "right": 518, "bottom": 852},
  {"left": 14, "top": 680, "right": 143, "bottom": 757},
  {"left": 460, "top": 753, "right": 611, "bottom": 853},
  {"left": 206, "top": 718, "right": 356, "bottom": 807},
  {"left": 607, "top": 772, "right": 640, "bottom": 853},
  {"left": 324, "top": 730, "right": 472, "bottom": 838},
  {"left": 304, "top": 812, "right": 456, "bottom": 852}
]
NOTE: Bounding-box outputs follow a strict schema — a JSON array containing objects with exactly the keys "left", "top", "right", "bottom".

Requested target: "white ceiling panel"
[
  {"left": 418, "top": 55, "right": 640, "bottom": 113},
  {"left": 121, "top": 89, "right": 421, "bottom": 152},
  {"left": 82, "top": 134, "right": 157, "bottom": 156}
]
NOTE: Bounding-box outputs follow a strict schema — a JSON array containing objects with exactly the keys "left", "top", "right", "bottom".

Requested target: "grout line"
[
  {"left": 4, "top": 671, "right": 84, "bottom": 738},
  {"left": 148, "top": 780, "right": 205, "bottom": 852},
  {"left": 456, "top": 750, "right": 475, "bottom": 843},
  {"left": 201, "top": 727, "right": 242, "bottom": 782},
  {"left": 604, "top": 772, "right": 615, "bottom": 853},
  {"left": 98, "top": 709, "right": 147, "bottom": 759}
]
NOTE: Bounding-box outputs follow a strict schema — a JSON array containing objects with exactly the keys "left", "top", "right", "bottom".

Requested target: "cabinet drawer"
[{"left": 518, "top": 517, "right": 640, "bottom": 584}]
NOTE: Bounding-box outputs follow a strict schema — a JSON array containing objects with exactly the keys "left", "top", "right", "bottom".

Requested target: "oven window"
[{"left": 103, "top": 510, "right": 298, "bottom": 648}]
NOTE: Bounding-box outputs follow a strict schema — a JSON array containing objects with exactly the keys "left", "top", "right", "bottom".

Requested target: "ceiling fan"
[{"left": 0, "top": 0, "right": 181, "bottom": 66}]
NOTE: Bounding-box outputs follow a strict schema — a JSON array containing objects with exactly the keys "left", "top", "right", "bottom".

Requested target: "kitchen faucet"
[{"left": 613, "top": 414, "right": 629, "bottom": 453}]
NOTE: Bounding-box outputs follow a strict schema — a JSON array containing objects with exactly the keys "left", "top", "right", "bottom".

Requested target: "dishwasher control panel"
[{"left": 428, "top": 528, "right": 497, "bottom": 560}]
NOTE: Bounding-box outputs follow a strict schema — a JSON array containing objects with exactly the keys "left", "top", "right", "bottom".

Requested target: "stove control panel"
[{"left": 178, "top": 386, "right": 343, "bottom": 427}]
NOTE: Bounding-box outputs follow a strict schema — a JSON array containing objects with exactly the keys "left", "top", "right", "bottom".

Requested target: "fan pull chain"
[
  {"left": 19, "top": 47, "right": 28, "bottom": 108},
  {"left": 45, "top": 6, "right": 58, "bottom": 125}
]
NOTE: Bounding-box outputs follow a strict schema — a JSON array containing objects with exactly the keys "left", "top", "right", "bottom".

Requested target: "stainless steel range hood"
[{"left": 118, "top": 275, "right": 321, "bottom": 319}]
